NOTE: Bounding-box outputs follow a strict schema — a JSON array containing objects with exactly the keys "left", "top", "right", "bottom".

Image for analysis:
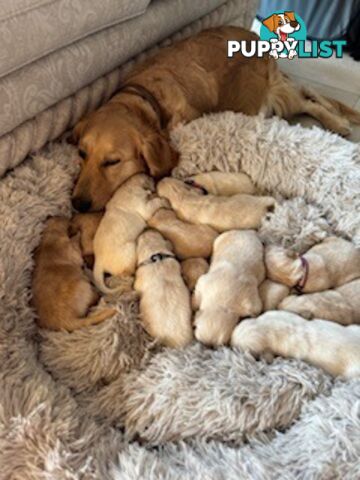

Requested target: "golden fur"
[
  {"left": 71, "top": 26, "right": 360, "bottom": 212},
  {"left": 148, "top": 208, "right": 218, "bottom": 259},
  {"left": 181, "top": 257, "right": 209, "bottom": 292},
  {"left": 185, "top": 171, "right": 255, "bottom": 196},
  {"left": 32, "top": 217, "right": 115, "bottom": 331}
]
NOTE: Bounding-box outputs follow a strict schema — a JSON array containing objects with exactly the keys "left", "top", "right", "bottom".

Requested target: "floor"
[{"left": 251, "top": 18, "right": 360, "bottom": 142}]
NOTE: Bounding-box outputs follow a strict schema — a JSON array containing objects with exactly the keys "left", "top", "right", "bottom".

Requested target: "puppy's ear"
[
  {"left": 285, "top": 11, "right": 296, "bottom": 22},
  {"left": 141, "top": 131, "right": 178, "bottom": 178},
  {"left": 263, "top": 14, "right": 277, "bottom": 32}
]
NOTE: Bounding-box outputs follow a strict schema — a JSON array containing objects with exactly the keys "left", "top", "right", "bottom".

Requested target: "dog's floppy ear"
[
  {"left": 285, "top": 11, "right": 296, "bottom": 22},
  {"left": 69, "top": 117, "right": 89, "bottom": 145},
  {"left": 262, "top": 14, "right": 277, "bottom": 32},
  {"left": 141, "top": 131, "right": 178, "bottom": 178}
]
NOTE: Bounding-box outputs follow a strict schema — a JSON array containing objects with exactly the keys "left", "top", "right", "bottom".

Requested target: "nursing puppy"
[
  {"left": 231, "top": 311, "right": 360, "bottom": 379},
  {"left": 259, "top": 279, "right": 290, "bottom": 311},
  {"left": 148, "top": 208, "right": 218, "bottom": 259},
  {"left": 32, "top": 217, "right": 115, "bottom": 331},
  {"left": 157, "top": 178, "right": 275, "bottom": 232},
  {"left": 134, "top": 230, "right": 193, "bottom": 348},
  {"left": 181, "top": 257, "right": 209, "bottom": 292},
  {"left": 93, "top": 174, "right": 168, "bottom": 293},
  {"left": 193, "top": 230, "right": 265, "bottom": 346},
  {"left": 69, "top": 212, "right": 102, "bottom": 266},
  {"left": 265, "top": 237, "right": 360, "bottom": 292},
  {"left": 185, "top": 171, "right": 255, "bottom": 196},
  {"left": 279, "top": 278, "right": 360, "bottom": 325}
]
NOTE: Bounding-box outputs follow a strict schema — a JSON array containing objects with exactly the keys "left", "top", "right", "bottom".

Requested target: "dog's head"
[
  {"left": 262, "top": 12, "right": 300, "bottom": 41},
  {"left": 71, "top": 105, "right": 178, "bottom": 212}
]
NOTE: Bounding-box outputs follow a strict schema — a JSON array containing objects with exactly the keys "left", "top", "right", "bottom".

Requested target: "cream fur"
[
  {"left": 231, "top": 311, "right": 360, "bottom": 378},
  {"left": 259, "top": 279, "right": 290, "bottom": 311},
  {"left": 134, "top": 230, "right": 193, "bottom": 348},
  {"left": 186, "top": 171, "right": 255, "bottom": 196},
  {"left": 93, "top": 174, "right": 168, "bottom": 293},
  {"left": 194, "top": 230, "right": 265, "bottom": 346},
  {"left": 157, "top": 177, "right": 275, "bottom": 232}
]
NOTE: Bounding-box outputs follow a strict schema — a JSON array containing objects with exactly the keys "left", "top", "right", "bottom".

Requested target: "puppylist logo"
[{"left": 228, "top": 11, "right": 347, "bottom": 60}]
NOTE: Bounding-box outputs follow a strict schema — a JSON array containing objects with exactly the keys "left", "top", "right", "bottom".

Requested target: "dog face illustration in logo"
[{"left": 262, "top": 11, "right": 301, "bottom": 59}]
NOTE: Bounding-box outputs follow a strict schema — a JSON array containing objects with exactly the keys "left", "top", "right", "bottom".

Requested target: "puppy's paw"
[{"left": 334, "top": 118, "right": 352, "bottom": 137}]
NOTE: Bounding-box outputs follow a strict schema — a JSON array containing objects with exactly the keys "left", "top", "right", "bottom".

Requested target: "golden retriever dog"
[
  {"left": 134, "top": 230, "right": 193, "bottom": 348},
  {"left": 265, "top": 237, "right": 360, "bottom": 293},
  {"left": 71, "top": 26, "right": 360, "bottom": 212},
  {"left": 32, "top": 217, "right": 115, "bottom": 331},
  {"left": 181, "top": 257, "right": 209, "bottom": 292},
  {"left": 279, "top": 279, "right": 360, "bottom": 325},
  {"left": 148, "top": 208, "right": 218, "bottom": 259},
  {"left": 231, "top": 311, "right": 360, "bottom": 378},
  {"left": 259, "top": 279, "right": 290, "bottom": 311},
  {"left": 193, "top": 230, "right": 265, "bottom": 346},
  {"left": 157, "top": 178, "right": 275, "bottom": 232},
  {"left": 93, "top": 174, "right": 168, "bottom": 293},
  {"left": 185, "top": 171, "right": 255, "bottom": 196},
  {"left": 69, "top": 212, "right": 102, "bottom": 267}
]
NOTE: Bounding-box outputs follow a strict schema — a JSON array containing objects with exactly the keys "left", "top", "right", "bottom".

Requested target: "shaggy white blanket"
[{"left": 1, "top": 112, "right": 360, "bottom": 479}]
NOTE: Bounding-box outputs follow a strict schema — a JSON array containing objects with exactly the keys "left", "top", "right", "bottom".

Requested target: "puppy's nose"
[
  {"left": 290, "top": 20, "right": 298, "bottom": 28},
  {"left": 72, "top": 197, "right": 92, "bottom": 213}
]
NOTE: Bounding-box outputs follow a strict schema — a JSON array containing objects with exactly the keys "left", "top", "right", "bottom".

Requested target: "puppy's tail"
[
  {"left": 64, "top": 308, "right": 116, "bottom": 332},
  {"left": 93, "top": 261, "right": 133, "bottom": 295}
]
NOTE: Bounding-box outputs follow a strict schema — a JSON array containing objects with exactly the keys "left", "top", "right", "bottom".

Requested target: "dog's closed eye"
[{"left": 103, "top": 159, "right": 121, "bottom": 167}]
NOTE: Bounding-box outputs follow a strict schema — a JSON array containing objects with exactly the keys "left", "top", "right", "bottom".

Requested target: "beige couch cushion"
[{"left": 0, "top": 0, "right": 151, "bottom": 78}]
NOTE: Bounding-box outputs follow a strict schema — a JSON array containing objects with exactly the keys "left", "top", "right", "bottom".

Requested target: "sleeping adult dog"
[{"left": 72, "top": 26, "right": 360, "bottom": 212}]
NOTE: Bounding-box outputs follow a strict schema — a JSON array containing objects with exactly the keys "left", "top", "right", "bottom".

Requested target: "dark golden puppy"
[{"left": 72, "top": 26, "right": 360, "bottom": 212}]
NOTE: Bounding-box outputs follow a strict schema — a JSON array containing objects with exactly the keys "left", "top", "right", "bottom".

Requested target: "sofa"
[{"left": 0, "top": 0, "right": 259, "bottom": 176}]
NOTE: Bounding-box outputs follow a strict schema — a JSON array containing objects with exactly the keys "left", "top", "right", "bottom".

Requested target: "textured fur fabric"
[{"left": 1, "top": 112, "right": 360, "bottom": 479}]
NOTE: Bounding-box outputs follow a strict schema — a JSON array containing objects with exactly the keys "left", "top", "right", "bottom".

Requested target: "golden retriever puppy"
[
  {"left": 69, "top": 212, "right": 102, "bottom": 267},
  {"left": 265, "top": 237, "right": 360, "bottom": 293},
  {"left": 279, "top": 279, "right": 360, "bottom": 325},
  {"left": 72, "top": 27, "right": 360, "bottom": 213},
  {"left": 148, "top": 208, "right": 218, "bottom": 259},
  {"left": 181, "top": 258, "right": 209, "bottom": 291},
  {"left": 32, "top": 217, "right": 115, "bottom": 331},
  {"left": 157, "top": 178, "right": 275, "bottom": 232},
  {"left": 193, "top": 230, "right": 265, "bottom": 346},
  {"left": 231, "top": 311, "right": 360, "bottom": 378},
  {"left": 93, "top": 174, "right": 168, "bottom": 293},
  {"left": 259, "top": 279, "right": 290, "bottom": 311},
  {"left": 134, "top": 230, "right": 193, "bottom": 348},
  {"left": 185, "top": 171, "right": 255, "bottom": 196}
]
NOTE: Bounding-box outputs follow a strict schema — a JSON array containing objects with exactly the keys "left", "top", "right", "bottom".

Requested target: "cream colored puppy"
[
  {"left": 181, "top": 257, "right": 209, "bottom": 291},
  {"left": 148, "top": 208, "right": 218, "bottom": 259},
  {"left": 231, "top": 311, "right": 360, "bottom": 378},
  {"left": 259, "top": 279, "right": 290, "bottom": 311},
  {"left": 279, "top": 278, "right": 360, "bottom": 325},
  {"left": 134, "top": 230, "right": 193, "bottom": 348},
  {"left": 193, "top": 230, "right": 265, "bottom": 346},
  {"left": 93, "top": 174, "right": 168, "bottom": 293},
  {"left": 265, "top": 237, "right": 360, "bottom": 293},
  {"left": 185, "top": 171, "right": 255, "bottom": 196},
  {"left": 157, "top": 178, "right": 275, "bottom": 232}
]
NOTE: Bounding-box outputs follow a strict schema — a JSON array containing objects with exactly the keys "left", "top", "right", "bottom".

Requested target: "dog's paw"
[{"left": 334, "top": 118, "right": 352, "bottom": 137}]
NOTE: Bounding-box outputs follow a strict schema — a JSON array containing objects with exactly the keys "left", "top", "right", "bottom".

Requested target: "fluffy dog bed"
[{"left": 1, "top": 112, "right": 360, "bottom": 479}]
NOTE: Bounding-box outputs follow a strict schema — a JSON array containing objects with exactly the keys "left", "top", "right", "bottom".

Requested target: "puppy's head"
[
  {"left": 71, "top": 106, "right": 178, "bottom": 212},
  {"left": 137, "top": 229, "right": 173, "bottom": 265}
]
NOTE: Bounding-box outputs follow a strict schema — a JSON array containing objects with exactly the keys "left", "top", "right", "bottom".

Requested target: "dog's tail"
[
  {"left": 63, "top": 308, "right": 116, "bottom": 331},
  {"left": 326, "top": 97, "right": 360, "bottom": 125},
  {"left": 93, "top": 260, "right": 133, "bottom": 295}
]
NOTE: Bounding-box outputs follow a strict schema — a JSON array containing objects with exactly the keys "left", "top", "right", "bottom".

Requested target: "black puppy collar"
[
  {"left": 138, "top": 252, "right": 176, "bottom": 268},
  {"left": 184, "top": 179, "right": 208, "bottom": 195}
]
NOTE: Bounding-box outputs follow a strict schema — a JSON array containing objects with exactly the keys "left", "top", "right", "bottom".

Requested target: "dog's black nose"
[
  {"left": 72, "top": 197, "right": 92, "bottom": 213},
  {"left": 290, "top": 20, "right": 298, "bottom": 28}
]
